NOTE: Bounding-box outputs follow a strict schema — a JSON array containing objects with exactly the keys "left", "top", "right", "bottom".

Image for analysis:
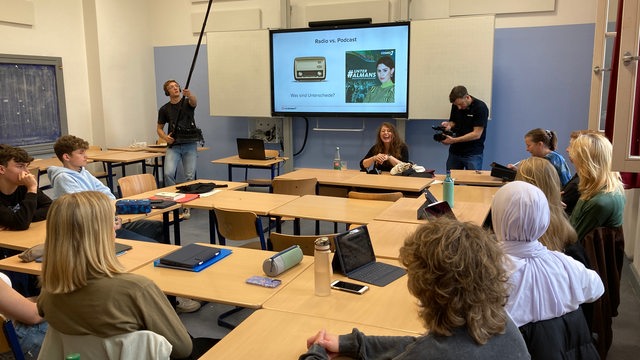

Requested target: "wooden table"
[
  {"left": 0, "top": 220, "right": 47, "bottom": 251},
  {"left": 200, "top": 309, "right": 420, "bottom": 359},
  {"left": 269, "top": 195, "right": 395, "bottom": 226},
  {"left": 263, "top": 256, "right": 424, "bottom": 333},
  {"left": 374, "top": 197, "right": 491, "bottom": 226},
  {"left": 183, "top": 191, "right": 299, "bottom": 244},
  {"left": 0, "top": 239, "right": 178, "bottom": 276},
  {"left": 211, "top": 155, "right": 288, "bottom": 182},
  {"left": 434, "top": 170, "right": 505, "bottom": 186},
  {"left": 87, "top": 151, "right": 163, "bottom": 193},
  {"left": 120, "top": 179, "right": 248, "bottom": 245},
  {"left": 428, "top": 183, "right": 500, "bottom": 204},
  {"left": 365, "top": 220, "right": 420, "bottom": 260},
  {"left": 132, "top": 244, "right": 314, "bottom": 307},
  {"left": 276, "top": 168, "right": 433, "bottom": 194}
]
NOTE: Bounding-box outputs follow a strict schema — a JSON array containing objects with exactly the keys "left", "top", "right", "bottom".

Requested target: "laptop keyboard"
[{"left": 350, "top": 262, "right": 406, "bottom": 286}]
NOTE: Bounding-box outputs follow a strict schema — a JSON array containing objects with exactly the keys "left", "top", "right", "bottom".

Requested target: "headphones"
[{"left": 163, "top": 79, "right": 181, "bottom": 96}]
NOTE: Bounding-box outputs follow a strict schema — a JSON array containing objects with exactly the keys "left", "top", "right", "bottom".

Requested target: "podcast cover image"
[{"left": 345, "top": 49, "right": 396, "bottom": 103}]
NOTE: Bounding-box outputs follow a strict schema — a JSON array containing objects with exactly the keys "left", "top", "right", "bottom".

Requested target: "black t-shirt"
[
  {"left": 157, "top": 98, "right": 197, "bottom": 144},
  {"left": 0, "top": 186, "right": 52, "bottom": 230},
  {"left": 448, "top": 96, "right": 489, "bottom": 156}
]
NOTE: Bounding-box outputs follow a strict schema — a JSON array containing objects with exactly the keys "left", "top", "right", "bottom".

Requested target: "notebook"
[
  {"left": 236, "top": 138, "right": 275, "bottom": 160},
  {"left": 332, "top": 225, "right": 406, "bottom": 287},
  {"left": 159, "top": 243, "right": 221, "bottom": 269}
]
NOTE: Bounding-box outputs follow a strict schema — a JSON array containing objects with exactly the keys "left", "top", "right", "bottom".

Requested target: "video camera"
[{"left": 432, "top": 125, "right": 455, "bottom": 142}]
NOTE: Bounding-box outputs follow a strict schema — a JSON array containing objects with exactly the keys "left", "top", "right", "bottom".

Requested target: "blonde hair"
[
  {"left": 515, "top": 157, "right": 577, "bottom": 251},
  {"left": 41, "top": 191, "right": 125, "bottom": 294},
  {"left": 569, "top": 133, "right": 624, "bottom": 200},
  {"left": 399, "top": 218, "right": 508, "bottom": 345}
]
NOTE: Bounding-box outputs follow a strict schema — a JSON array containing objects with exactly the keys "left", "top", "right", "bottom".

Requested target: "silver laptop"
[
  {"left": 332, "top": 225, "right": 406, "bottom": 287},
  {"left": 236, "top": 138, "right": 274, "bottom": 160}
]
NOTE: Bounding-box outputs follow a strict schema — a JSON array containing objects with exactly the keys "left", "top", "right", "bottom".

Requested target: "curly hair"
[
  {"left": 515, "top": 157, "right": 577, "bottom": 251},
  {"left": 0, "top": 144, "right": 33, "bottom": 166},
  {"left": 372, "top": 122, "right": 405, "bottom": 159},
  {"left": 53, "top": 135, "right": 89, "bottom": 161},
  {"left": 399, "top": 218, "right": 509, "bottom": 344},
  {"left": 569, "top": 133, "right": 624, "bottom": 200}
]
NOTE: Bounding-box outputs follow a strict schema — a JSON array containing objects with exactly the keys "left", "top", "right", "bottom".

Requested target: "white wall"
[{"left": 0, "top": 0, "right": 93, "bottom": 141}]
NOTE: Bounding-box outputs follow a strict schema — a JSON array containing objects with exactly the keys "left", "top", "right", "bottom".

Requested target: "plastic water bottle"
[
  {"left": 314, "top": 237, "right": 332, "bottom": 296},
  {"left": 333, "top": 147, "right": 342, "bottom": 170},
  {"left": 443, "top": 170, "right": 454, "bottom": 208}
]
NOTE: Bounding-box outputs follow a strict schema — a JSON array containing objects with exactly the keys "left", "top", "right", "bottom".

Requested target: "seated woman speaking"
[{"left": 360, "top": 122, "right": 408, "bottom": 173}]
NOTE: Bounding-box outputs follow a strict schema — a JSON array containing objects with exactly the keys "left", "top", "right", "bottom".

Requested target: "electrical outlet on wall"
[{"left": 250, "top": 118, "right": 281, "bottom": 143}]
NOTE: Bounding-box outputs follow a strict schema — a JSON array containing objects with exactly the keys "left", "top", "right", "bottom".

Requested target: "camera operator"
[{"left": 439, "top": 85, "right": 488, "bottom": 171}]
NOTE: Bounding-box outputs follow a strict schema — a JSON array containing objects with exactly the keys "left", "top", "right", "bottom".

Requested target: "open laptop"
[
  {"left": 332, "top": 225, "right": 406, "bottom": 287},
  {"left": 236, "top": 138, "right": 275, "bottom": 160}
]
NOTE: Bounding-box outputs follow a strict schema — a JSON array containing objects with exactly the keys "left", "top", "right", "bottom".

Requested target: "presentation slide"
[{"left": 270, "top": 23, "right": 409, "bottom": 117}]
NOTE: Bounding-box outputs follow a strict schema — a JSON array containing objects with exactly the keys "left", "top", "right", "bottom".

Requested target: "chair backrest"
[
  {"left": 214, "top": 208, "right": 267, "bottom": 249},
  {"left": 269, "top": 232, "right": 335, "bottom": 256},
  {"left": 38, "top": 327, "right": 172, "bottom": 360},
  {"left": 348, "top": 191, "right": 403, "bottom": 202},
  {"left": 118, "top": 174, "right": 158, "bottom": 197},
  {"left": 272, "top": 178, "right": 318, "bottom": 196},
  {"left": 1, "top": 314, "right": 25, "bottom": 360}
]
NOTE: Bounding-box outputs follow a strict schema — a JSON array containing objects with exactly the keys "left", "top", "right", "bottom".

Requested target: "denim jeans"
[
  {"left": 446, "top": 153, "right": 483, "bottom": 171},
  {"left": 13, "top": 321, "right": 48, "bottom": 360},
  {"left": 123, "top": 220, "right": 164, "bottom": 243},
  {"left": 164, "top": 142, "right": 197, "bottom": 186}
]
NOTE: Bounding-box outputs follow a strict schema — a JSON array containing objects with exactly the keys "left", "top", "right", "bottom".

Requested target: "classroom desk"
[
  {"left": 200, "top": 309, "right": 420, "bottom": 359},
  {"left": 269, "top": 194, "right": 395, "bottom": 227},
  {"left": 0, "top": 239, "right": 178, "bottom": 276},
  {"left": 428, "top": 183, "right": 500, "bottom": 204},
  {"left": 374, "top": 198, "right": 491, "bottom": 226},
  {"left": 211, "top": 155, "right": 288, "bottom": 182},
  {"left": 87, "top": 151, "right": 163, "bottom": 193},
  {"left": 182, "top": 190, "right": 299, "bottom": 244},
  {"left": 119, "top": 179, "right": 248, "bottom": 245},
  {"left": 263, "top": 256, "right": 424, "bottom": 333},
  {"left": 365, "top": 220, "right": 420, "bottom": 260},
  {"left": 275, "top": 168, "right": 433, "bottom": 194},
  {"left": 434, "top": 170, "right": 505, "bottom": 186},
  {"left": 132, "top": 244, "right": 314, "bottom": 308},
  {"left": 0, "top": 221, "right": 47, "bottom": 251}
]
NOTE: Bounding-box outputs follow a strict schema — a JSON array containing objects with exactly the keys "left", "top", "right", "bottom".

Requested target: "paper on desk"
[{"left": 198, "top": 189, "right": 222, "bottom": 198}]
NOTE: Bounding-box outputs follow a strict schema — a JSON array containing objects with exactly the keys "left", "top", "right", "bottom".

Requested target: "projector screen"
[{"left": 270, "top": 22, "right": 410, "bottom": 118}]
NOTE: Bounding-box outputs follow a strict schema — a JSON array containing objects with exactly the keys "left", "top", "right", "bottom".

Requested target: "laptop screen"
[{"left": 335, "top": 225, "right": 377, "bottom": 274}]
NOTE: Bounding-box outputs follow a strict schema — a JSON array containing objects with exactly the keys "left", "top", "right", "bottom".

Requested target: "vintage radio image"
[{"left": 293, "top": 56, "right": 326, "bottom": 81}]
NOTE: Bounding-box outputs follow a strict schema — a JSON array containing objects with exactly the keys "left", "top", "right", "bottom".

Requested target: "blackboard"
[{"left": 0, "top": 54, "right": 67, "bottom": 155}]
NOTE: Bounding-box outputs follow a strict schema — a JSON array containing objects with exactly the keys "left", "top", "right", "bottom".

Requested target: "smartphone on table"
[{"left": 331, "top": 280, "right": 369, "bottom": 294}]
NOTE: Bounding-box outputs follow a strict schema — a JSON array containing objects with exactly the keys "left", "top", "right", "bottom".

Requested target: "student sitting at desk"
[
  {"left": 0, "top": 144, "right": 52, "bottom": 231},
  {"left": 492, "top": 181, "right": 602, "bottom": 359},
  {"left": 359, "top": 122, "right": 408, "bottom": 173},
  {"left": 47, "top": 135, "right": 162, "bottom": 244},
  {"left": 299, "top": 218, "right": 529, "bottom": 360},
  {"left": 37, "top": 191, "right": 216, "bottom": 360}
]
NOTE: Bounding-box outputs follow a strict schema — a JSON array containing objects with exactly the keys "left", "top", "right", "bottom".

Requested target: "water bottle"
[
  {"left": 333, "top": 147, "right": 342, "bottom": 170},
  {"left": 443, "top": 170, "right": 454, "bottom": 208},
  {"left": 314, "top": 237, "right": 332, "bottom": 296}
]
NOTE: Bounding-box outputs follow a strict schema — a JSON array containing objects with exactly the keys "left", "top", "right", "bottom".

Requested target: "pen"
[{"left": 512, "top": 160, "right": 522, "bottom": 167}]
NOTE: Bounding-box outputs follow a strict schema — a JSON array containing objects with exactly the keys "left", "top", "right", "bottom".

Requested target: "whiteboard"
[
  {"left": 408, "top": 16, "right": 494, "bottom": 120},
  {"left": 206, "top": 16, "right": 494, "bottom": 119},
  {"left": 207, "top": 30, "right": 271, "bottom": 117}
]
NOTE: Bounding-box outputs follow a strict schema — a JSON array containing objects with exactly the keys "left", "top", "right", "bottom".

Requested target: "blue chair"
[{"left": 1, "top": 314, "right": 25, "bottom": 360}]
